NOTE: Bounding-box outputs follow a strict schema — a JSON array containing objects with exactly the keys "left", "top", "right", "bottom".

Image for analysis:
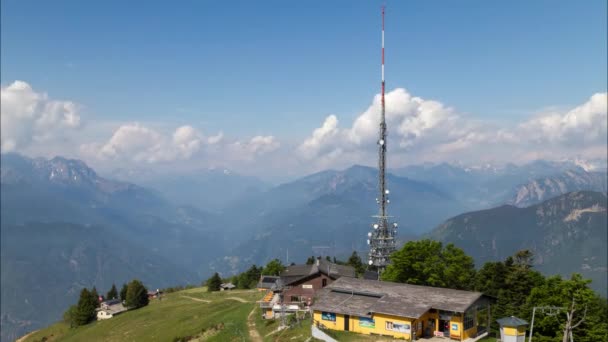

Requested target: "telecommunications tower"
[{"left": 367, "top": 6, "right": 397, "bottom": 275}]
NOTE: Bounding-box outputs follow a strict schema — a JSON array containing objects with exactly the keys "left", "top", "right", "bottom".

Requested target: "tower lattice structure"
[{"left": 368, "top": 6, "right": 397, "bottom": 274}]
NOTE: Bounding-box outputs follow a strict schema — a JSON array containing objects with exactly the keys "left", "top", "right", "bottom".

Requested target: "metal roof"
[
  {"left": 311, "top": 277, "right": 489, "bottom": 319},
  {"left": 496, "top": 316, "right": 529, "bottom": 327},
  {"left": 280, "top": 259, "right": 356, "bottom": 285}
]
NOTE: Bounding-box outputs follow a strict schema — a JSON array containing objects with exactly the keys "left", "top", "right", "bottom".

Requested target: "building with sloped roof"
[
  {"left": 258, "top": 257, "right": 356, "bottom": 319},
  {"left": 311, "top": 277, "right": 495, "bottom": 341},
  {"left": 96, "top": 299, "right": 127, "bottom": 320},
  {"left": 496, "top": 316, "right": 528, "bottom": 342},
  {"left": 256, "top": 275, "right": 280, "bottom": 291}
]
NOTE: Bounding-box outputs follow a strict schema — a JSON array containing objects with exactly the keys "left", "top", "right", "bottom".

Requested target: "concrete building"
[
  {"left": 96, "top": 299, "right": 127, "bottom": 320},
  {"left": 312, "top": 277, "right": 495, "bottom": 341}
]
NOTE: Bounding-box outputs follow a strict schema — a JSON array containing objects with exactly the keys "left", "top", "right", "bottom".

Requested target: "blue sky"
[{"left": 1, "top": 0, "right": 607, "bottom": 177}]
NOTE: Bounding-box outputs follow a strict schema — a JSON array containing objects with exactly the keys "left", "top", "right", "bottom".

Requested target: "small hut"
[{"left": 496, "top": 316, "right": 528, "bottom": 342}]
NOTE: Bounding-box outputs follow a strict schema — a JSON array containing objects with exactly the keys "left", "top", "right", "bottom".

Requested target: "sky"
[{"left": 1, "top": 0, "right": 607, "bottom": 180}]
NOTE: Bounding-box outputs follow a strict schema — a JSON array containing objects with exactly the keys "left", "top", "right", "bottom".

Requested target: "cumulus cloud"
[
  {"left": 520, "top": 92, "right": 607, "bottom": 144},
  {"left": 1, "top": 80, "right": 81, "bottom": 152},
  {"left": 298, "top": 88, "right": 607, "bottom": 168},
  {"left": 81, "top": 123, "right": 203, "bottom": 163},
  {"left": 4, "top": 79, "right": 605, "bottom": 176},
  {"left": 227, "top": 135, "right": 280, "bottom": 161},
  {"left": 298, "top": 88, "right": 459, "bottom": 161},
  {"left": 298, "top": 115, "right": 340, "bottom": 159}
]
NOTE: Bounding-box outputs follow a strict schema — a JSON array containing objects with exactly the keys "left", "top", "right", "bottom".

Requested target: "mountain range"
[
  {"left": 0, "top": 154, "right": 225, "bottom": 341},
  {"left": 426, "top": 191, "right": 608, "bottom": 295},
  {"left": 1, "top": 153, "right": 607, "bottom": 341}
]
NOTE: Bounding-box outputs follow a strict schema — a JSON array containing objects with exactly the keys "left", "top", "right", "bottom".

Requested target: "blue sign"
[
  {"left": 321, "top": 312, "right": 336, "bottom": 322},
  {"left": 452, "top": 323, "right": 458, "bottom": 331},
  {"left": 359, "top": 317, "right": 375, "bottom": 328}
]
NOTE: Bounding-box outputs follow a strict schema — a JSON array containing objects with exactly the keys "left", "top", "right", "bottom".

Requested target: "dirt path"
[
  {"left": 224, "top": 296, "right": 248, "bottom": 303},
  {"left": 180, "top": 295, "right": 211, "bottom": 303},
  {"left": 15, "top": 330, "right": 38, "bottom": 342},
  {"left": 247, "top": 306, "right": 263, "bottom": 342}
]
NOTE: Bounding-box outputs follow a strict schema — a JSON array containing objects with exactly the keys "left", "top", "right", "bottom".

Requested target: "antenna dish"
[
  {"left": 385, "top": 189, "right": 390, "bottom": 194},
  {"left": 379, "top": 139, "right": 385, "bottom": 145},
  {"left": 373, "top": 224, "right": 379, "bottom": 229},
  {"left": 393, "top": 223, "right": 398, "bottom": 227},
  {"left": 367, "top": 232, "right": 372, "bottom": 237},
  {"left": 368, "top": 260, "right": 373, "bottom": 265},
  {"left": 367, "top": 239, "right": 370, "bottom": 245}
]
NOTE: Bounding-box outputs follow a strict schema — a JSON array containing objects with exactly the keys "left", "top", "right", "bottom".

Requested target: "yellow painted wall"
[
  {"left": 518, "top": 326, "right": 527, "bottom": 336},
  {"left": 502, "top": 326, "right": 527, "bottom": 336},
  {"left": 313, "top": 311, "right": 345, "bottom": 331},
  {"left": 313, "top": 309, "right": 484, "bottom": 341},
  {"left": 314, "top": 311, "right": 414, "bottom": 339},
  {"left": 463, "top": 325, "right": 478, "bottom": 339},
  {"left": 449, "top": 314, "right": 463, "bottom": 340}
]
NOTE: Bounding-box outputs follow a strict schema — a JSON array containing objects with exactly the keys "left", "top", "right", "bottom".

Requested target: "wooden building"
[
  {"left": 259, "top": 258, "right": 355, "bottom": 319},
  {"left": 312, "top": 277, "right": 494, "bottom": 341}
]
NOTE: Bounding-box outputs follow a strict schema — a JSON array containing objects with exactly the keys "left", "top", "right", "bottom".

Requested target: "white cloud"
[
  {"left": 299, "top": 88, "right": 459, "bottom": 161},
  {"left": 298, "top": 114, "right": 340, "bottom": 159},
  {"left": 1, "top": 80, "right": 81, "bottom": 152},
  {"left": 3, "top": 79, "right": 605, "bottom": 177},
  {"left": 228, "top": 135, "right": 280, "bottom": 162},
  {"left": 299, "top": 88, "right": 607, "bottom": 169},
  {"left": 207, "top": 131, "right": 224, "bottom": 145},
  {"left": 520, "top": 92, "right": 607, "bottom": 144},
  {"left": 82, "top": 123, "right": 203, "bottom": 163}
]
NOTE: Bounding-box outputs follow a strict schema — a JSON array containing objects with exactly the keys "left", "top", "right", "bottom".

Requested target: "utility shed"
[
  {"left": 497, "top": 316, "right": 528, "bottom": 342},
  {"left": 312, "top": 277, "right": 495, "bottom": 341}
]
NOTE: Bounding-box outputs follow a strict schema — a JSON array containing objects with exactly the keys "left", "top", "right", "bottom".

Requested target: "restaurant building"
[{"left": 312, "top": 277, "right": 494, "bottom": 341}]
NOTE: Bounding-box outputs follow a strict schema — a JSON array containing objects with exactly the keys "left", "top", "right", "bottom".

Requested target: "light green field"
[
  {"left": 22, "top": 287, "right": 263, "bottom": 342},
  {"left": 22, "top": 286, "right": 490, "bottom": 342}
]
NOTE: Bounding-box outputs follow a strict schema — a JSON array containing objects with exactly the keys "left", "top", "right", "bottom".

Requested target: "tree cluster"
[
  {"left": 211, "top": 259, "right": 289, "bottom": 291},
  {"left": 381, "top": 239, "right": 607, "bottom": 341},
  {"left": 63, "top": 280, "right": 149, "bottom": 328}
]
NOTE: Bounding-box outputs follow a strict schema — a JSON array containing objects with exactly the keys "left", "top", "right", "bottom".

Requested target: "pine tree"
[
  {"left": 90, "top": 286, "right": 101, "bottom": 307},
  {"left": 207, "top": 272, "right": 222, "bottom": 292},
  {"left": 73, "top": 288, "right": 97, "bottom": 326},
  {"left": 106, "top": 283, "right": 118, "bottom": 300},
  {"left": 120, "top": 283, "right": 128, "bottom": 301},
  {"left": 125, "top": 279, "right": 149, "bottom": 309},
  {"left": 306, "top": 256, "right": 315, "bottom": 265},
  {"left": 347, "top": 251, "right": 364, "bottom": 276}
]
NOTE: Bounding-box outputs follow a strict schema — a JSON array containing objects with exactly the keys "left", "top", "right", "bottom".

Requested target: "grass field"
[
  {"left": 22, "top": 287, "right": 263, "bottom": 342},
  {"left": 20, "top": 287, "right": 499, "bottom": 342}
]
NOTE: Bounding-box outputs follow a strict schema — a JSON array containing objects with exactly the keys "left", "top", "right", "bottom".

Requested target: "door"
[{"left": 344, "top": 315, "right": 350, "bottom": 331}]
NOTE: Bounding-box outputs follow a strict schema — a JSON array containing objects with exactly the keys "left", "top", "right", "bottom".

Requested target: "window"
[
  {"left": 290, "top": 296, "right": 300, "bottom": 302},
  {"left": 322, "top": 279, "right": 327, "bottom": 287},
  {"left": 464, "top": 311, "right": 475, "bottom": 330},
  {"left": 302, "top": 284, "right": 313, "bottom": 289}
]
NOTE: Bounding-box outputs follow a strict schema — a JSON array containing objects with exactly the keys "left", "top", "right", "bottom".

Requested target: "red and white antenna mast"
[{"left": 368, "top": 5, "right": 397, "bottom": 275}]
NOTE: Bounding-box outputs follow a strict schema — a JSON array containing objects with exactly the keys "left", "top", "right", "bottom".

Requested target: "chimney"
[{"left": 316, "top": 256, "right": 320, "bottom": 266}]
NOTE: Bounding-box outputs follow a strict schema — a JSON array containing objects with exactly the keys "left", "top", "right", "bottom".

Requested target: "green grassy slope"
[{"left": 21, "top": 287, "right": 262, "bottom": 342}]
